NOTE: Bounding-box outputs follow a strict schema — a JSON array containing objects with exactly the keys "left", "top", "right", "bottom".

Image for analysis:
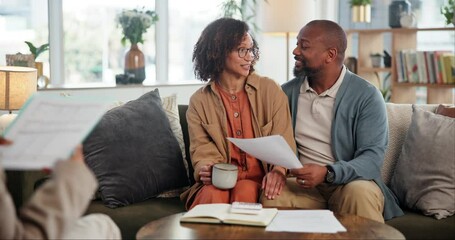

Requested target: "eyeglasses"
[{"left": 237, "top": 47, "right": 257, "bottom": 58}]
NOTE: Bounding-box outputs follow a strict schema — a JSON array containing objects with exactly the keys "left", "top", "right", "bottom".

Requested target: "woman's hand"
[
  {"left": 70, "top": 144, "right": 85, "bottom": 164},
  {"left": 199, "top": 164, "right": 214, "bottom": 185},
  {"left": 0, "top": 137, "right": 12, "bottom": 145},
  {"left": 262, "top": 166, "right": 286, "bottom": 200}
]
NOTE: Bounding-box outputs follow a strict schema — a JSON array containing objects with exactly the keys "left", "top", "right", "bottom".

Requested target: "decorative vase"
[
  {"left": 34, "top": 61, "right": 49, "bottom": 88},
  {"left": 370, "top": 55, "right": 382, "bottom": 68},
  {"left": 352, "top": 5, "right": 371, "bottom": 23},
  {"left": 124, "top": 44, "right": 145, "bottom": 84},
  {"left": 388, "top": 0, "right": 411, "bottom": 28}
]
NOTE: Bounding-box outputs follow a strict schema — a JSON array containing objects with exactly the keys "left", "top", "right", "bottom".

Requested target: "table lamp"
[
  {"left": 261, "top": 0, "right": 316, "bottom": 81},
  {"left": 0, "top": 66, "right": 37, "bottom": 133}
]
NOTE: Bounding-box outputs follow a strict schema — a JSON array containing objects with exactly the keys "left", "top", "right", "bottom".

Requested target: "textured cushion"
[
  {"left": 157, "top": 94, "right": 190, "bottom": 198},
  {"left": 83, "top": 89, "right": 189, "bottom": 208},
  {"left": 390, "top": 105, "right": 455, "bottom": 219},
  {"left": 382, "top": 104, "right": 437, "bottom": 185}
]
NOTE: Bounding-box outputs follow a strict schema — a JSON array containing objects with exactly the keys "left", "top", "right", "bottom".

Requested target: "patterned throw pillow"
[{"left": 158, "top": 94, "right": 190, "bottom": 197}]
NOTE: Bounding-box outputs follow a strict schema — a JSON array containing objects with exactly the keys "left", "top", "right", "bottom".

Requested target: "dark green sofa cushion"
[
  {"left": 83, "top": 89, "right": 189, "bottom": 208},
  {"left": 386, "top": 209, "right": 455, "bottom": 240},
  {"left": 86, "top": 197, "right": 185, "bottom": 239}
]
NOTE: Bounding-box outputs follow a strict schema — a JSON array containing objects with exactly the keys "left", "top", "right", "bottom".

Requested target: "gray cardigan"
[{"left": 281, "top": 70, "right": 403, "bottom": 220}]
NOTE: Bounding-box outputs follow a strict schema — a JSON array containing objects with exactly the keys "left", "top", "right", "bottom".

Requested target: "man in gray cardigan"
[{"left": 261, "top": 20, "right": 403, "bottom": 222}]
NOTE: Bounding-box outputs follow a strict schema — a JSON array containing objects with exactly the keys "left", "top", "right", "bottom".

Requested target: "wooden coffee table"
[{"left": 136, "top": 212, "right": 405, "bottom": 239}]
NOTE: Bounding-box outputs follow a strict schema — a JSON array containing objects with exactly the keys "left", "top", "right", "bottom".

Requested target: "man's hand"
[
  {"left": 199, "top": 164, "right": 214, "bottom": 185},
  {"left": 290, "top": 164, "right": 327, "bottom": 188},
  {"left": 262, "top": 166, "right": 286, "bottom": 200}
]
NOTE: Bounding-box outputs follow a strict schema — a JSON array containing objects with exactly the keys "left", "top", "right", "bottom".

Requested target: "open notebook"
[{"left": 180, "top": 203, "right": 278, "bottom": 227}]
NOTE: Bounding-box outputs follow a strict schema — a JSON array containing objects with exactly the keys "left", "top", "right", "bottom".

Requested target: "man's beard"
[
  {"left": 293, "top": 63, "right": 321, "bottom": 79},
  {"left": 293, "top": 66, "right": 305, "bottom": 78}
]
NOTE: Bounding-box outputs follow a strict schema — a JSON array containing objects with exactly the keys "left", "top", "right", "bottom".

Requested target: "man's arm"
[{"left": 331, "top": 87, "right": 388, "bottom": 184}]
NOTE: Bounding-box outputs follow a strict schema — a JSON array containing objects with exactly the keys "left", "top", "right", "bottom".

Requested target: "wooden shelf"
[
  {"left": 359, "top": 67, "right": 392, "bottom": 72},
  {"left": 346, "top": 27, "right": 455, "bottom": 104},
  {"left": 394, "top": 82, "right": 455, "bottom": 88},
  {"left": 346, "top": 27, "right": 455, "bottom": 34}
]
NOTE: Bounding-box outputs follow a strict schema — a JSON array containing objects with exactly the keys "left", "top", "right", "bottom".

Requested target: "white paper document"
[
  {"left": 227, "top": 135, "right": 302, "bottom": 169},
  {"left": 0, "top": 93, "right": 110, "bottom": 170},
  {"left": 266, "top": 210, "right": 347, "bottom": 233}
]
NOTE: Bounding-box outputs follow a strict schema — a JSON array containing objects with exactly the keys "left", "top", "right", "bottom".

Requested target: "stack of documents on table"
[{"left": 266, "top": 210, "right": 347, "bottom": 233}]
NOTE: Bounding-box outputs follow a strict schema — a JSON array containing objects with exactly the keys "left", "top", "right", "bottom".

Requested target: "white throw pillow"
[{"left": 158, "top": 94, "right": 190, "bottom": 197}]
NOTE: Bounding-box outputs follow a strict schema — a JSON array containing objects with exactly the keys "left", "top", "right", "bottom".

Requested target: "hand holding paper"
[
  {"left": 0, "top": 93, "right": 110, "bottom": 170},
  {"left": 227, "top": 135, "right": 302, "bottom": 169}
]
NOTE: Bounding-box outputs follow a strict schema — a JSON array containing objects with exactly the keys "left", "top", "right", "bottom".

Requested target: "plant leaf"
[
  {"left": 35, "top": 43, "right": 50, "bottom": 59},
  {"left": 25, "top": 41, "right": 37, "bottom": 55}
]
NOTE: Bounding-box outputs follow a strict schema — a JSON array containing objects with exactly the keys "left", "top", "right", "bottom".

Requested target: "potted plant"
[
  {"left": 116, "top": 8, "right": 158, "bottom": 84},
  {"left": 350, "top": 0, "right": 371, "bottom": 22},
  {"left": 370, "top": 53, "right": 383, "bottom": 68},
  {"left": 25, "top": 41, "right": 50, "bottom": 88},
  {"left": 441, "top": 0, "right": 455, "bottom": 26},
  {"left": 220, "top": 0, "right": 264, "bottom": 32}
]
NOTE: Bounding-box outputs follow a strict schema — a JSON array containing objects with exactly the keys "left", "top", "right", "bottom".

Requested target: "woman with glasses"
[{"left": 181, "top": 18, "right": 296, "bottom": 210}]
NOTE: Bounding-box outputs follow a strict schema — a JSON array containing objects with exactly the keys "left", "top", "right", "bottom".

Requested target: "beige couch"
[
  {"left": 381, "top": 103, "right": 455, "bottom": 239},
  {"left": 7, "top": 103, "right": 455, "bottom": 239}
]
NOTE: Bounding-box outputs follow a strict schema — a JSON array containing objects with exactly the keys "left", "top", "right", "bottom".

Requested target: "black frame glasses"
[{"left": 237, "top": 48, "right": 257, "bottom": 58}]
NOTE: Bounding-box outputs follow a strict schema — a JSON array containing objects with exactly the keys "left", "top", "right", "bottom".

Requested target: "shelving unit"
[{"left": 346, "top": 27, "right": 455, "bottom": 104}]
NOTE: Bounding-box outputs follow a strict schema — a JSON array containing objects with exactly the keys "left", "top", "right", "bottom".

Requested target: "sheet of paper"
[
  {"left": 0, "top": 93, "right": 111, "bottom": 170},
  {"left": 266, "top": 210, "right": 347, "bottom": 233},
  {"left": 227, "top": 135, "right": 302, "bottom": 169}
]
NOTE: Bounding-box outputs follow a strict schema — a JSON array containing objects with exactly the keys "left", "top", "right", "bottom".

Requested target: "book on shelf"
[
  {"left": 396, "top": 49, "right": 454, "bottom": 85},
  {"left": 395, "top": 51, "right": 406, "bottom": 83},
  {"left": 433, "top": 51, "right": 449, "bottom": 84},
  {"left": 416, "top": 51, "right": 428, "bottom": 84},
  {"left": 180, "top": 203, "right": 278, "bottom": 227},
  {"left": 424, "top": 51, "right": 436, "bottom": 84},
  {"left": 441, "top": 53, "right": 455, "bottom": 84},
  {"left": 404, "top": 50, "right": 419, "bottom": 83}
]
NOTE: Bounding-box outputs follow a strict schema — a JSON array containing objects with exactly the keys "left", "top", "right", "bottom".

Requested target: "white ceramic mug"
[{"left": 212, "top": 163, "right": 238, "bottom": 190}]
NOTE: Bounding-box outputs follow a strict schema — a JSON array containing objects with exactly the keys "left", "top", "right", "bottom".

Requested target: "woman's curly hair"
[{"left": 192, "top": 18, "right": 259, "bottom": 82}]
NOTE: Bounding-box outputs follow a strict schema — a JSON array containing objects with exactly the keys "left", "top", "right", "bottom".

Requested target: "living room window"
[
  {"left": 0, "top": 0, "right": 451, "bottom": 89},
  {"left": 0, "top": 0, "right": 223, "bottom": 88},
  {"left": 0, "top": 0, "right": 49, "bottom": 75},
  {"left": 55, "top": 0, "right": 157, "bottom": 87},
  {"left": 51, "top": 0, "right": 223, "bottom": 87}
]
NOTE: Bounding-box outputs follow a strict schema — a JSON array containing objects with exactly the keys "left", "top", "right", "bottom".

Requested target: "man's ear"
[{"left": 325, "top": 48, "right": 337, "bottom": 63}]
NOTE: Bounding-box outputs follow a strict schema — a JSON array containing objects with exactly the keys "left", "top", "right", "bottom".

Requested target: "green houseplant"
[
  {"left": 441, "top": 0, "right": 455, "bottom": 26},
  {"left": 24, "top": 41, "right": 50, "bottom": 88},
  {"left": 349, "top": 0, "right": 371, "bottom": 6},
  {"left": 220, "top": 0, "right": 264, "bottom": 32},
  {"left": 24, "top": 41, "right": 49, "bottom": 60}
]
